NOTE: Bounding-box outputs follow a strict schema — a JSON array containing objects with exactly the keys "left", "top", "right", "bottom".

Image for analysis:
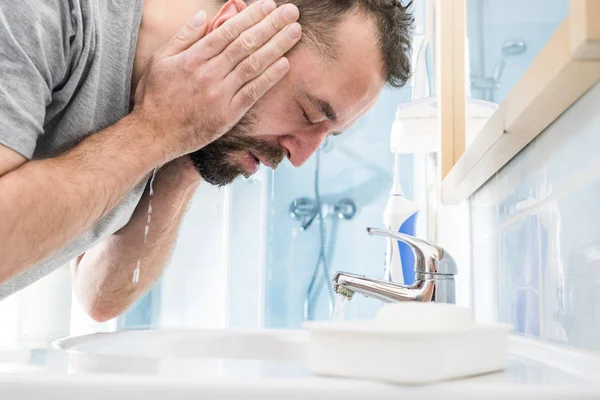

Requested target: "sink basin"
[
  {"left": 54, "top": 328, "right": 307, "bottom": 360},
  {"left": 51, "top": 328, "right": 308, "bottom": 376}
]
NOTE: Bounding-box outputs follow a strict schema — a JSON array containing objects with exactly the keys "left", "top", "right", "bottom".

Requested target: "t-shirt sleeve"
[{"left": 0, "top": 0, "right": 71, "bottom": 159}]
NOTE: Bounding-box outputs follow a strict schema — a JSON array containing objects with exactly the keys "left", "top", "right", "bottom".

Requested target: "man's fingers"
[
  {"left": 231, "top": 57, "right": 290, "bottom": 110},
  {"left": 189, "top": 0, "right": 278, "bottom": 62},
  {"left": 157, "top": 11, "right": 208, "bottom": 58},
  {"left": 217, "top": 4, "right": 300, "bottom": 74},
  {"left": 225, "top": 23, "right": 301, "bottom": 93}
]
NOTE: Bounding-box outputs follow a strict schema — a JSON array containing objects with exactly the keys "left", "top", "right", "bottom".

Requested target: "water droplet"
[
  {"left": 135, "top": 167, "right": 159, "bottom": 284},
  {"left": 132, "top": 260, "right": 141, "bottom": 283},
  {"left": 148, "top": 168, "right": 158, "bottom": 197}
]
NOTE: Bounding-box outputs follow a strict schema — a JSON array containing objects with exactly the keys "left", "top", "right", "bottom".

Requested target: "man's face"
[{"left": 190, "top": 12, "right": 385, "bottom": 186}]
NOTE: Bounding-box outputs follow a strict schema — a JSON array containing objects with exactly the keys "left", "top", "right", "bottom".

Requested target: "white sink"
[
  {"left": 54, "top": 328, "right": 307, "bottom": 360},
  {"left": 52, "top": 328, "right": 308, "bottom": 377}
]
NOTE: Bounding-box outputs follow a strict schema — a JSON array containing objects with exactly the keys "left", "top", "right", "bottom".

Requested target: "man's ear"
[{"left": 208, "top": 0, "right": 248, "bottom": 32}]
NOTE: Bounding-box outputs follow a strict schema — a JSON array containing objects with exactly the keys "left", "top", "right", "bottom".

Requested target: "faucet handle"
[{"left": 366, "top": 227, "right": 457, "bottom": 276}]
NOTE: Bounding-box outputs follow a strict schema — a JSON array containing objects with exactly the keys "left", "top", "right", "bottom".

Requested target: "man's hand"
[{"left": 134, "top": 0, "right": 302, "bottom": 164}]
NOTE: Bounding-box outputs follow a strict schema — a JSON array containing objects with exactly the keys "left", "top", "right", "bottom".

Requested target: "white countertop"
[{"left": 0, "top": 333, "right": 599, "bottom": 399}]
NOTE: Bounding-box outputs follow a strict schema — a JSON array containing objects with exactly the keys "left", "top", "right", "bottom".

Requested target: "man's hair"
[{"left": 236, "top": 0, "right": 414, "bottom": 88}]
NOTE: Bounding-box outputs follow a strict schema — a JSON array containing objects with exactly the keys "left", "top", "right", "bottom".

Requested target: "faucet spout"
[{"left": 333, "top": 272, "right": 437, "bottom": 303}]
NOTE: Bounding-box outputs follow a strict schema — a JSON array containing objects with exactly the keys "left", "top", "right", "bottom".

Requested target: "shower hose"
[{"left": 303, "top": 147, "right": 336, "bottom": 320}]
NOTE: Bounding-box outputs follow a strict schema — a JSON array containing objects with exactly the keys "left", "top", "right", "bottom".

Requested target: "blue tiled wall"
[
  {"left": 498, "top": 215, "right": 540, "bottom": 336},
  {"left": 470, "top": 82, "right": 600, "bottom": 351}
]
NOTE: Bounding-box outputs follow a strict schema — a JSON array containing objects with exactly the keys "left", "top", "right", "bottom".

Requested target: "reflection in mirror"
[{"left": 466, "top": 0, "right": 569, "bottom": 104}]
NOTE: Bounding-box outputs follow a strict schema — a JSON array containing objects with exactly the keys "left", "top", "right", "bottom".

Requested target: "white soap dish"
[{"left": 303, "top": 303, "right": 512, "bottom": 385}]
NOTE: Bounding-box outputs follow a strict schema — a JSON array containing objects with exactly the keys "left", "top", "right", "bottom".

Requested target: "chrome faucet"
[{"left": 333, "top": 227, "right": 457, "bottom": 304}]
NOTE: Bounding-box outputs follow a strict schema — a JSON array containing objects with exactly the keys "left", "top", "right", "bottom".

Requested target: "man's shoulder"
[
  {"left": 0, "top": 0, "right": 90, "bottom": 159},
  {"left": 0, "top": 0, "right": 88, "bottom": 65},
  {"left": 1, "top": 0, "right": 80, "bottom": 31}
]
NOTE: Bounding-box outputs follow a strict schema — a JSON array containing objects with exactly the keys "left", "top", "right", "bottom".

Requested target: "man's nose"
[{"left": 285, "top": 128, "right": 330, "bottom": 167}]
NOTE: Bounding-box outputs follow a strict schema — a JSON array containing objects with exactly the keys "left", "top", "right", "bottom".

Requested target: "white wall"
[
  {"left": 0, "top": 265, "right": 73, "bottom": 346},
  {"left": 158, "top": 169, "right": 267, "bottom": 329}
]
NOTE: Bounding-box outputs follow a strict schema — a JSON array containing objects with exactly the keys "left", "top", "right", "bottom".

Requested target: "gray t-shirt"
[{"left": 0, "top": 0, "right": 146, "bottom": 299}]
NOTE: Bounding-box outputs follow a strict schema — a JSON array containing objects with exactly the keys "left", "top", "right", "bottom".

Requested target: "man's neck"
[{"left": 131, "top": 0, "right": 221, "bottom": 99}]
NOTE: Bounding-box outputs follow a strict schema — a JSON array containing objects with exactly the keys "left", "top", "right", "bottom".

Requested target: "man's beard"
[{"left": 189, "top": 111, "right": 285, "bottom": 187}]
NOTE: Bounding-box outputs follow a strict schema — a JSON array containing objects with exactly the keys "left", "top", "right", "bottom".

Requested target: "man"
[{"left": 0, "top": 0, "right": 413, "bottom": 321}]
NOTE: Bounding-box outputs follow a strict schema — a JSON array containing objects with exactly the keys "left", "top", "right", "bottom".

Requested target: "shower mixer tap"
[{"left": 289, "top": 197, "right": 357, "bottom": 231}]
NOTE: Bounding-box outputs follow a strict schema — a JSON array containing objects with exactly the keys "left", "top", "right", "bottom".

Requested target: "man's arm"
[
  {"left": 71, "top": 157, "right": 200, "bottom": 322},
  {"left": 0, "top": 114, "right": 165, "bottom": 283}
]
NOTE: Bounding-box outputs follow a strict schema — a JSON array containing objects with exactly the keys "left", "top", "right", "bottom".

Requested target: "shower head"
[
  {"left": 501, "top": 40, "right": 527, "bottom": 58},
  {"left": 492, "top": 40, "right": 527, "bottom": 83}
]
